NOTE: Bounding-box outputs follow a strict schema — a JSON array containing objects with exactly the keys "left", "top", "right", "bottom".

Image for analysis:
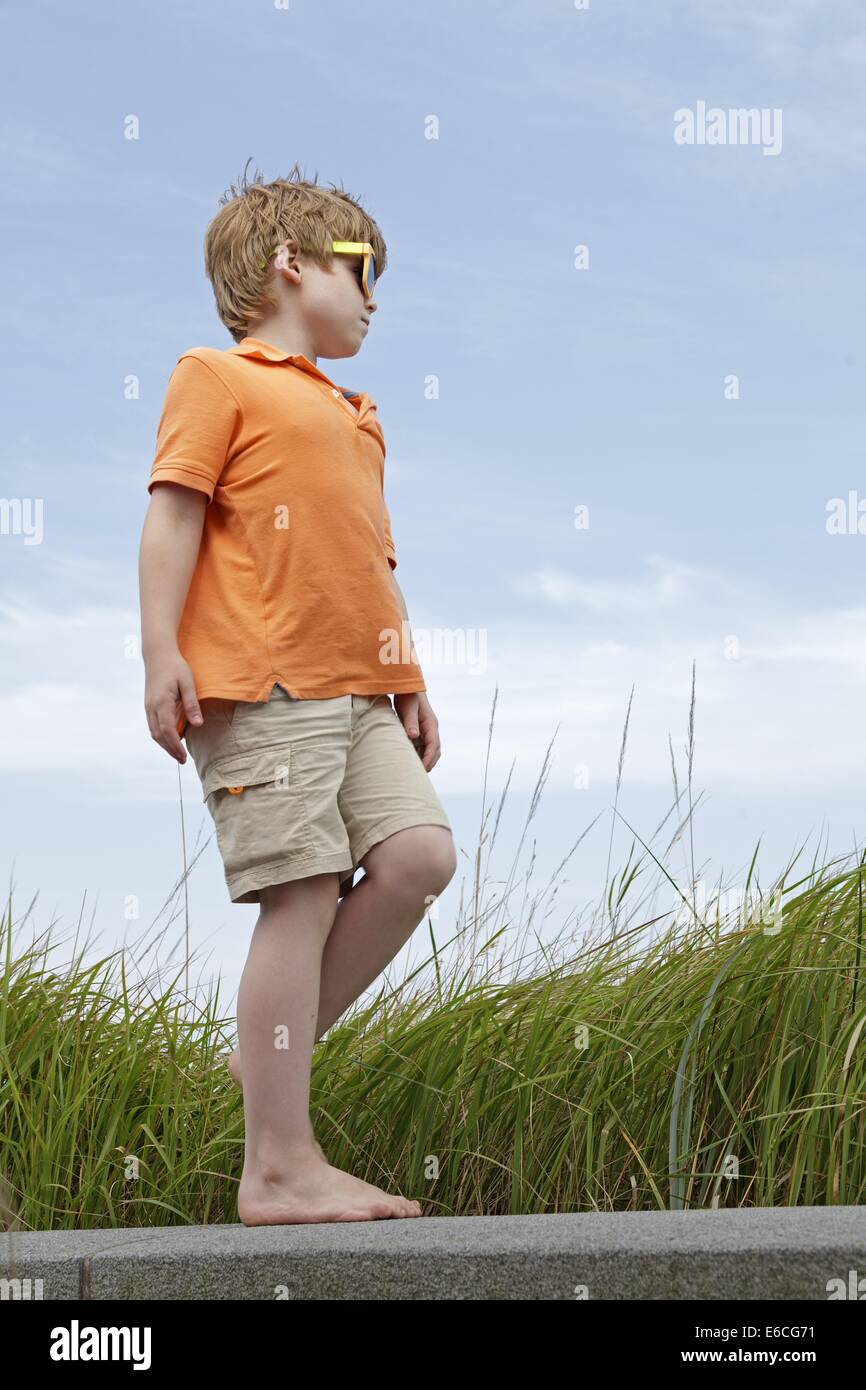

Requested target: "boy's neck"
[{"left": 244, "top": 317, "right": 318, "bottom": 364}]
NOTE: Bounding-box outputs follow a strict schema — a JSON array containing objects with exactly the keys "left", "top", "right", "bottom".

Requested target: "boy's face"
[{"left": 275, "top": 242, "right": 377, "bottom": 359}]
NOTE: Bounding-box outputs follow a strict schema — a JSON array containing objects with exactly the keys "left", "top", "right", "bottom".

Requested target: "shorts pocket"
[{"left": 200, "top": 741, "right": 313, "bottom": 880}]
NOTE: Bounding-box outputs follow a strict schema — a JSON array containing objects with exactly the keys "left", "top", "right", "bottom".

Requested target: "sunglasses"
[{"left": 257, "top": 239, "right": 377, "bottom": 298}]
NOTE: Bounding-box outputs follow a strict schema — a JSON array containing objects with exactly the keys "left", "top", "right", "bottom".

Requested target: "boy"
[{"left": 138, "top": 165, "right": 456, "bottom": 1225}]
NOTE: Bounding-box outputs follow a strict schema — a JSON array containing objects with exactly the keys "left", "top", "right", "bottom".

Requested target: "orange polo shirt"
[{"left": 146, "top": 337, "right": 426, "bottom": 733}]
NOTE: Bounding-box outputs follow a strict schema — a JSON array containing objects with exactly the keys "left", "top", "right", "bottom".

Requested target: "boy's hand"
[
  {"left": 144, "top": 648, "right": 203, "bottom": 763},
  {"left": 393, "top": 691, "right": 441, "bottom": 770}
]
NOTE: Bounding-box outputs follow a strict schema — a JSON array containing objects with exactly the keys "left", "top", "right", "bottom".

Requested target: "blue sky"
[{"left": 2, "top": 0, "right": 866, "bottom": 1005}]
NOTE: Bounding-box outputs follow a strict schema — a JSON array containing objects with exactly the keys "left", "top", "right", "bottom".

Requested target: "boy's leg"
[
  {"left": 230, "top": 690, "right": 456, "bottom": 1083},
  {"left": 236, "top": 869, "right": 422, "bottom": 1225},
  {"left": 236, "top": 872, "right": 336, "bottom": 1171},
  {"left": 319, "top": 824, "right": 456, "bottom": 1030},
  {"left": 317, "top": 692, "right": 456, "bottom": 1036},
  {"left": 229, "top": 824, "right": 456, "bottom": 1086}
]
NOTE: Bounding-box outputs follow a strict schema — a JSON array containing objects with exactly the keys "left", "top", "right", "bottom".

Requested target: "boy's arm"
[
  {"left": 139, "top": 482, "right": 207, "bottom": 762},
  {"left": 388, "top": 564, "right": 442, "bottom": 771},
  {"left": 142, "top": 353, "right": 238, "bottom": 760},
  {"left": 388, "top": 567, "right": 422, "bottom": 686}
]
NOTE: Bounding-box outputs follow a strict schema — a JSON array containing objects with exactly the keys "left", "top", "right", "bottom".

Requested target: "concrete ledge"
[{"left": 2, "top": 1207, "right": 865, "bottom": 1300}]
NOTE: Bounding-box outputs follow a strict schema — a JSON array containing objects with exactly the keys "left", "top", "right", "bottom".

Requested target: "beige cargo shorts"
[{"left": 184, "top": 683, "right": 453, "bottom": 905}]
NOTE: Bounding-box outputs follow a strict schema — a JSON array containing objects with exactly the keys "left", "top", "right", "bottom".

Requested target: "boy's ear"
[{"left": 275, "top": 246, "right": 290, "bottom": 270}]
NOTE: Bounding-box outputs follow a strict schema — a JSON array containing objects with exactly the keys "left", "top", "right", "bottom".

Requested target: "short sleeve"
[
  {"left": 147, "top": 354, "right": 239, "bottom": 502},
  {"left": 383, "top": 498, "right": 397, "bottom": 571}
]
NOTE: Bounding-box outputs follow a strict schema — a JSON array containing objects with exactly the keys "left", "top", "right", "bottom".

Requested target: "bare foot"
[
  {"left": 238, "top": 1151, "right": 424, "bottom": 1226},
  {"left": 225, "top": 1050, "right": 328, "bottom": 1162}
]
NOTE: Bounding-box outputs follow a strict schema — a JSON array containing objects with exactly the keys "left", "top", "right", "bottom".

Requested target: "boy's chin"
[
  {"left": 319, "top": 330, "right": 364, "bottom": 358},
  {"left": 324, "top": 339, "right": 363, "bottom": 360}
]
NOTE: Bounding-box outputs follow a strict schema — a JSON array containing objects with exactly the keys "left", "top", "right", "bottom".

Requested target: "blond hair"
[{"left": 203, "top": 159, "right": 388, "bottom": 343}]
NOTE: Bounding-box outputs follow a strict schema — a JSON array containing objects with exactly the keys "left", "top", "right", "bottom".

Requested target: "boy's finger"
[
  {"left": 156, "top": 704, "right": 187, "bottom": 763},
  {"left": 164, "top": 729, "right": 187, "bottom": 762},
  {"left": 178, "top": 676, "right": 203, "bottom": 729},
  {"left": 397, "top": 694, "right": 420, "bottom": 740}
]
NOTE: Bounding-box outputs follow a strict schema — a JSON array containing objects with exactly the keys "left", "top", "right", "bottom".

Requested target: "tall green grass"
[{"left": 1, "top": 679, "right": 864, "bottom": 1230}]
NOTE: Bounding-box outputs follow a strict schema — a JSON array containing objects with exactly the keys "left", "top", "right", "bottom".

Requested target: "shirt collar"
[
  {"left": 229, "top": 336, "right": 350, "bottom": 392},
  {"left": 229, "top": 336, "right": 304, "bottom": 364}
]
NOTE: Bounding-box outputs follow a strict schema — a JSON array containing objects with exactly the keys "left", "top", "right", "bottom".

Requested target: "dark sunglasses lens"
[{"left": 366, "top": 256, "right": 376, "bottom": 296}]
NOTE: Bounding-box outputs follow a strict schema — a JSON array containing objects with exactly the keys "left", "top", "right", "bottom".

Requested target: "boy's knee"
[
  {"left": 368, "top": 825, "right": 456, "bottom": 900},
  {"left": 415, "top": 829, "right": 456, "bottom": 898}
]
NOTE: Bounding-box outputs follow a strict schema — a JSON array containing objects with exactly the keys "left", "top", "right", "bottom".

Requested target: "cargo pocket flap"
[{"left": 200, "top": 742, "right": 294, "bottom": 801}]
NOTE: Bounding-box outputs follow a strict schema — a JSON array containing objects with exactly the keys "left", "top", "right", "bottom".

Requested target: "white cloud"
[
  {"left": 513, "top": 555, "right": 728, "bottom": 612},
  {"left": 2, "top": 572, "right": 866, "bottom": 802}
]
